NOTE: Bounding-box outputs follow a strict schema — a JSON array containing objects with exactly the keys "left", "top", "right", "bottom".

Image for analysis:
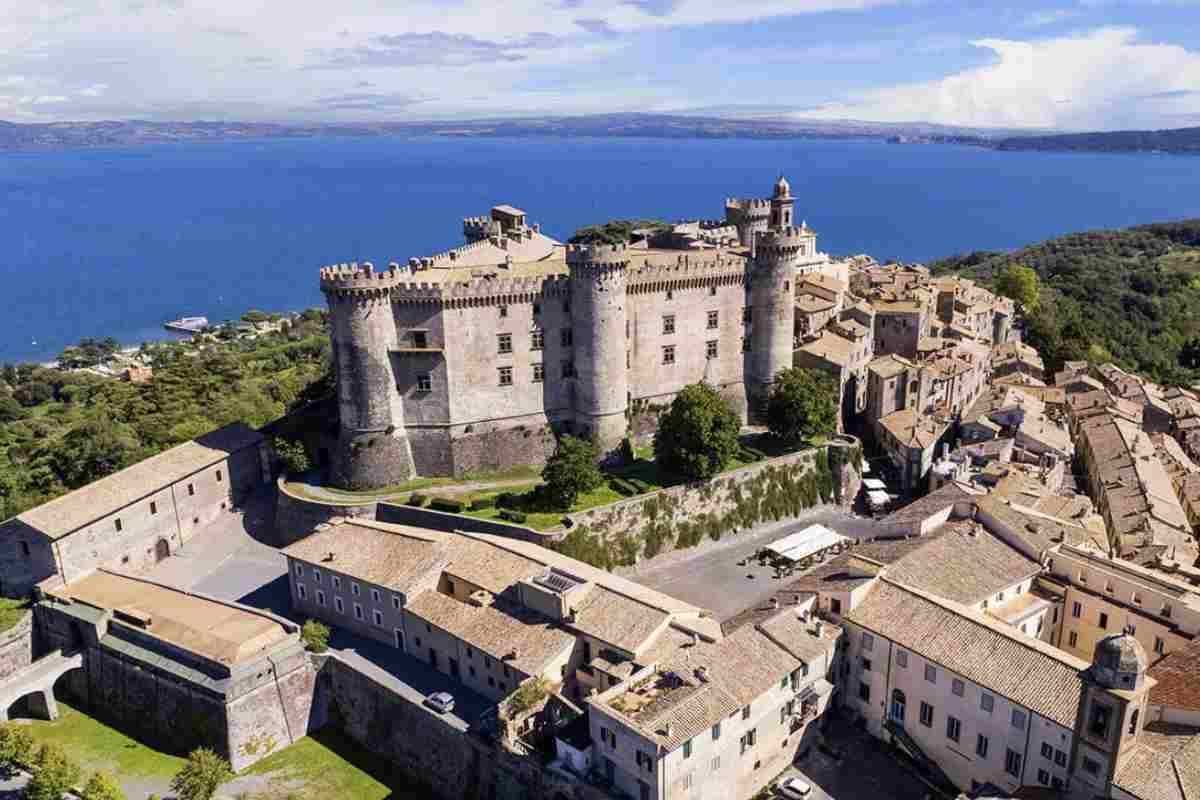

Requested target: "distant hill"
[
  {"left": 992, "top": 126, "right": 1200, "bottom": 154},
  {"left": 931, "top": 220, "right": 1200, "bottom": 384}
]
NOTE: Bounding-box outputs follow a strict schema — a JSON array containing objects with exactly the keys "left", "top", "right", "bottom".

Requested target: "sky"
[{"left": 2, "top": 0, "right": 1199, "bottom": 130}]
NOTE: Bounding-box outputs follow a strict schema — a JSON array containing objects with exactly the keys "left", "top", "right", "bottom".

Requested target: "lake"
[{"left": 2, "top": 135, "right": 1198, "bottom": 363}]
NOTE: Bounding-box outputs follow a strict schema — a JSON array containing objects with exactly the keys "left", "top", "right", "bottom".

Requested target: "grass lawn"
[
  {"left": 240, "top": 727, "right": 424, "bottom": 799},
  {"left": 0, "top": 597, "right": 30, "bottom": 634},
  {"left": 21, "top": 702, "right": 185, "bottom": 782}
]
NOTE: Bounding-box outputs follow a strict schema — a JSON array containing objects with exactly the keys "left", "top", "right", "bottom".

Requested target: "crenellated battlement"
[
  {"left": 724, "top": 197, "right": 772, "bottom": 212},
  {"left": 319, "top": 261, "right": 410, "bottom": 296},
  {"left": 755, "top": 225, "right": 817, "bottom": 258},
  {"left": 565, "top": 242, "right": 632, "bottom": 274},
  {"left": 627, "top": 252, "right": 748, "bottom": 294}
]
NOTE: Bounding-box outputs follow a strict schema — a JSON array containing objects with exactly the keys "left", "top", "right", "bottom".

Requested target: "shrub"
[
  {"left": 470, "top": 496, "right": 497, "bottom": 510},
  {"left": 505, "top": 677, "right": 550, "bottom": 717},
  {"left": 496, "top": 492, "right": 517, "bottom": 509},
  {"left": 653, "top": 383, "right": 740, "bottom": 480},
  {"left": 766, "top": 368, "right": 838, "bottom": 445},
  {"left": 301, "top": 619, "right": 330, "bottom": 653},
  {"left": 429, "top": 496, "right": 466, "bottom": 513},
  {"left": 405, "top": 493, "right": 428, "bottom": 507},
  {"left": 170, "top": 748, "right": 234, "bottom": 800},
  {"left": 26, "top": 743, "right": 82, "bottom": 800},
  {"left": 0, "top": 722, "right": 35, "bottom": 770},
  {"left": 80, "top": 770, "right": 127, "bottom": 800},
  {"left": 272, "top": 437, "right": 311, "bottom": 476},
  {"left": 499, "top": 509, "right": 527, "bottom": 524},
  {"left": 541, "top": 435, "right": 603, "bottom": 509},
  {"left": 608, "top": 478, "right": 637, "bottom": 497}
]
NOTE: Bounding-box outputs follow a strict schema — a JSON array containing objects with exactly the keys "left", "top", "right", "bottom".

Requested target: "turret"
[
  {"left": 747, "top": 228, "right": 803, "bottom": 416},
  {"left": 567, "top": 243, "right": 630, "bottom": 455},
  {"left": 724, "top": 198, "right": 770, "bottom": 253},
  {"left": 320, "top": 262, "right": 416, "bottom": 489},
  {"left": 769, "top": 175, "right": 795, "bottom": 230}
]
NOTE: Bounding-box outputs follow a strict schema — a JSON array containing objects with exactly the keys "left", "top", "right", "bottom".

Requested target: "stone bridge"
[{"left": 0, "top": 650, "right": 83, "bottom": 722}]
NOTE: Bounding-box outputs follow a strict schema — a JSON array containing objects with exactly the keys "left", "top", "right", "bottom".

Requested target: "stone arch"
[
  {"left": 155, "top": 538, "right": 171, "bottom": 563},
  {"left": 53, "top": 666, "right": 87, "bottom": 709},
  {"left": 5, "top": 689, "right": 56, "bottom": 722}
]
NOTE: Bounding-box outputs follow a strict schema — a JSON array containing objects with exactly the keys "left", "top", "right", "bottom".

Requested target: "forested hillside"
[
  {"left": 0, "top": 314, "right": 332, "bottom": 520},
  {"left": 931, "top": 220, "right": 1200, "bottom": 384}
]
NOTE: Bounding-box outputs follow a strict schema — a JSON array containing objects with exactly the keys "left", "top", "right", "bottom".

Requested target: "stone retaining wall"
[
  {"left": 376, "top": 502, "right": 549, "bottom": 543},
  {"left": 0, "top": 613, "right": 33, "bottom": 683},
  {"left": 274, "top": 479, "right": 377, "bottom": 547}
]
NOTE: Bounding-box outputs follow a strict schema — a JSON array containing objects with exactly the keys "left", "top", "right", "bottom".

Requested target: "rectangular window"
[
  {"left": 742, "top": 705, "right": 751, "bottom": 720},
  {"left": 335, "top": 597, "right": 344, "bottom": 613},
  {"left": 925, "top": 664, "right": 937, "bottom": 684},
  {"left": 662, "top": 345, "right": 676, "bottom": 365},
  {"left": 952, "top": 679, "right": 964, "bottom": 697},
  {"left": 498, "top": 333, "right": 513, "bottom": 354},
  {"left": 1082, "top": 757, "right": 1100, "bottom": 775},
  {"left": 297, "top": 584, "right": 306, "bottom": 600},
  {"left": 351, "top": 582, "right": 359, "bottom": 596},
  {"left": 858, "top": 681, "right": 870, "bottom": 702},
  {"left": 561, "top": 329, "right": 573, "bottom": 347},
  {"left": 712, "top": 722, "right": 721, "bottom": 741},
  {"left": 707, "top": 310, "right": 719, "bottom": 329},
  {"left": 711, "top": 756, "right": 720, "bottom": 771},
  {"left": 663, "top": 315, "right": 676, "bottom": 335},
  {"left": 1054, "top": 749, "right": 1068, "bottom": 767},
  {"left": 561, "top": 361, "right": 575, "bottom": 378},
  {"left": 499, "top": 366, "right": 513, "bottom": 386},
  {"left": 919, "top": 702, "right": 934, "bottom": 727},
  {"left": 215, "top": 470, "right": 222, "bottom": 483},
  {"left": 743, "top": 307, "right": 752, "bottom": 323},
  {"left": 1012, "top": 709, "right": 1027, "bottom": 730},
  {"left": 1038, "top": 769, "right": 1050, "bottom": 785},
  {"left": 188, "top": 483, "right": 195, "bottom": 496},
  {"left": 862, "top": 633, "right": 874, "bottom": 652},
  {"left": 1069, "top": 630, "right": 1079, "bottom": 648},
  {"left": 313, "top": 569, "right": 322, "bottom": 583},
  {"left": 706, "top": 339, "right": 718, "bottom": 359},
  {"left": 114, "top": 518, "right": 123, "bottom": 533},
  {"left": 149, "top": 501, "right": 157, "bottom": 515},
  {"left": 742, "top": 337, "right": 751, "bottom": 353},
  {"left": 417, "top": 373, "right": 432, "bottom": 393},
  {"left": 532, "top": 363, "right": 544, "bottom": 383},
  {"left": 1041, "top": 743, "right": 1053, "bottom": 760},
  {"left": 294, "top": 563, "right": 304, "bottom": 577},
  {"left": 1163, "top": 604, "right": 1173, "bottom": 618},
  {"left": 860, "top": 657, "right": 872, "bottom": 673},
  {"left": 896, "top": 650, "right": 908, "bottom": 668},
  {"left": 354, "top": 604, "right": 363, "bottom": 620},
  {"left": 1155, "top": 637, "right": 1165, "bottom": 655},
  {"left": 371, "top": 588, "right": 380, "bottom": 603},
  {"left": 683, "top": 739, "right": 692, "bottom": 759},
  {"left": 332, "top": 576, "right": 341, "bottom": 590},
  {"left": 412, "top": 331, "right": 427, "bottom": 349},
  {"left": 1072, "top": 601, "right": 1081, "bottom": 617},
  {"left": 946, "top": 716, "right": 961, "bottom": 743},
  {"left": 531, "top": 329, "right": 544, "bottom": 350},
  {"left": 373, "top": 610, "right": 383, "bottom": 626},
  {"left": 316, "top": 590, "right": 326, "bottom": 607},
  {"left": 393, "top": 596, "right": 401, "bottom": 610},
  {"left": 499, "top": 306, "right": 508, "bottom": 318},
  {"left": 1099, "top": 612, "right": 1108, "bottom": 630},
  {"left": 1005, "top": 749, "right": 1023, "bottom": 778},
  {"left": 976, "top": 735, "right": 989, "bottom": 758}
]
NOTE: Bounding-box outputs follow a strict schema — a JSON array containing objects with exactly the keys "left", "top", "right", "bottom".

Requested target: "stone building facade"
[{"left": 321, "top": 178, "right": 842, "bottom": 488}]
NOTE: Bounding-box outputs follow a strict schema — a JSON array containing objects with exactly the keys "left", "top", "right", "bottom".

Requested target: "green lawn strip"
[
  {"left": 0, "top": 597, "right": 30, "bottom": 634},
  {"left": 242, "top": 728, "right": 419, "bottom": 799},
  {"left": 21, "top": 702, "right": 185, "bottom": 780}
]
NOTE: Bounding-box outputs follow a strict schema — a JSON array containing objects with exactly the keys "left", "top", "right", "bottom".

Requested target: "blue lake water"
[{"left": 2, "top": 135, "right": 1199, "bottom": 363}]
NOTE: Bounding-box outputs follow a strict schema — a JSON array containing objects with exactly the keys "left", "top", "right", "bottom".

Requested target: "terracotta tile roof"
[
  {"left": 1149, "top": 638, "right": 1200, "bottom": 714},
  {"left": 1114, "top": 723, "right": 1200, "bottom": 800},
  {"left": 846, "top": 578, "right": 1092, "bottom": 727},
  {"left": 11, "top": 422, "right": 261, "bottom": 540},
  {"left": 882, "top": 482, "right": 974, "bottom": 525},
  {"left": 571, "top": 585, "right": 670, "bottom": 656},
  {"left": 282, "top": 519, "right": 449, "bottom": 594}
]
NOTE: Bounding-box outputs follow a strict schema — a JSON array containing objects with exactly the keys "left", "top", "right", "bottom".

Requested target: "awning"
[{"left": 765, "top": 525, "right": 850, "bottom": 562}]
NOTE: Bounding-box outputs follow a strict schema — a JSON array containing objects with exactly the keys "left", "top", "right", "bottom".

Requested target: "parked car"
[
  {"left": 425, "top": 691, "right": 455, "bottom": 714},
  {"left": 777, "top": 777, "right": 813, "bottom": 798}
]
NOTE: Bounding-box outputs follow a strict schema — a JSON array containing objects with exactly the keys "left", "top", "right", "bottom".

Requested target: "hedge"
[
  {"left": 471, "top": 496, "right": 497, "bottom": 511},
  {"left": 429, "top": 496, "right": 466, "bottom": 513},
  {"left": 499, "top": 509, "right": 528, "bottom": 524},
  {"left": 406, "top": 493, "right": 428, "bottom": 507}
]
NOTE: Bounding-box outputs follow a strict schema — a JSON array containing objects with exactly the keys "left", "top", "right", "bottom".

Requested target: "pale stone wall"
[{"left": 0, "top": 613, "right": 33, "bottom": 682}]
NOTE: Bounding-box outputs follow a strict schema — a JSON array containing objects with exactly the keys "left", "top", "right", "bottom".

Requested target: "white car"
[
  {"left": 777, "top": 777, "right": 813, "bottom": 799},
  {"left": 425, "top": 691, "right": 455, "bottom": 714}
]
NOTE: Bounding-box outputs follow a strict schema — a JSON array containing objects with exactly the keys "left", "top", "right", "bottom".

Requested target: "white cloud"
[{"left": 800, "top": 28, "right": 1200, "bottom": 129}]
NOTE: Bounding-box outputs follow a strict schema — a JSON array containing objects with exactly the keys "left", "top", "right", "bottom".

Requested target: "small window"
[
  {"left": 498, "top": 333, "right": 513, "bottom": 354},
  {"left": 373, "top": 610, "right": 383, "bottom": 626},
  {"left": 1005, "top": 749, "right": 1023, "bottom": 778},
  {"left": 706, "top": 340, "right": 718, "bottom": 360},
  {"left": 1037, "top": 769, "right": 1050, "bottom": 786},
  {"left": 498, "top": 366, "right": 513, "bottom": 386},
  {"left": 561, "top": 329, "right": 573, "bottom": 347},
  {"left": 981, "top": 693, "right": 994, "bottom": 714},
  {"left": 976, "top": 735, "right": 989, "bottom": 758},
  {"left": 946, "top": 716, "right": 961, "bottom": 743},
  {"left": 1011, "top": 709, "right": 1027, "bottom": 730},
  {"left": 371, "top": 588, "right": 380, "bottom": 603},
  {"left": 335, "top": 596, "right": 344, "bottom": 613},
  {"left": 924, "top": 664, "right": 937, "bottom": 684},
  {"left": 1041, "top": 743, "right": 1053, "bottom": 760},
  {"left": 663, "top": 315, "right": 676, "bottom": 335},
  {"left": 742, "top": 705, "right": 751, "bottom": 720},
  {"left": 354, "top": 604, "right": 363, "bottom": 620},
  {"left": 952, "top": 679, "right": 964, "bottom": 697},
  {"left": 662, "top": 345, "right": 676, "bottom": 365},
  {"left": 412, "top": 331, "right": 427, "bottom": 349},
  {"left": 712, "top": 722, "right": 721, "bottom": 740},
  {"left": 709, "top": 285, "right": 717, "bottom": 297},
  {"left": 499, "top": 305, "right": 508, "bottom": 318},
  {"left": 332, "top": 576, "right": 341, "bottom": 590},
  {"left": 187, "top": 483, "right": 195, "bottom": 496},
  {"left": 149, "top": 501, "right": 157, "bottom": 515},
  {"left": 393, "top": 596, "right": 401, "bottom": 610},
  {"left": 533, "top": 303, "right": 541, "bottom": 315},
  {"left": 1069, "top": 630, "right": 1079, "bottom": 648},
  {"left": 561, "top": 360, "right": 575, "bottom": 378},
  {"left": 707, "top": 310, "right": 719, "bottom": 330},
  {"left": 531, "top": 329, "right": 545, "bottom": 350},
  {"left": 1155, "top": 637, "right": 1165, "bottom": 655},
  {"left": 297, "top": 584, "right": 307, "bottom": 600},
  {"left": 215, "top": 470, "right": 222, "bottom": 482},
  {"left": 896, "top": 650, "right": 908, "bottom": 668},
  {"left": 743, "top": 307, "right": 752, "bottom": 323},
  {"left": 294, "top": 563, "right": 304, "bottom": 577},
  {"left": 316, "top": 590, "right": 326, "bottom": 607},
  {"left": 683, "top": 739, "right": 692, "bottom": 759},
  {"left": 919, "top": 702, "right": 934, "bottom": 727},
  {"left": 858, "top": 681, "right": 870, "bottom": 702},
  {"left": 532, "top": 363, "right": 544, "bottom": 383},
  {"left": 742, "top": 337, "right": 751, "bottom": 352},
  {"left": 1163, "top": 603, "right": 1173, "bottom": 619},
  {"left": 1054, "top": 749, "right": 1068, "bottom": 767},
  {"left": 18, "top": 541, "right": 30, "bottom": 558},
  {"left": 417, "top": 373, "right": 432, "bottom": 393},
  {"left": 114, "top": 518, "right": 123, "bottom": 533},
  {"left": 312, "top": 569, "right": 321, "bottom": 582},
  {"left": 351, "top": 582, "right": 359, "bottom": 596},
  {"left": 563, "top": 299, "right": 571, "bottom": 314},
  {"left": 1099, "top": 612, "right": 1109, "bottom": 630}
]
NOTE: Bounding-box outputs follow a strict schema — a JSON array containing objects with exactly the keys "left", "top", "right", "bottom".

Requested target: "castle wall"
[
  {"left": 0, "top": 612, "right": 33, "bottom": 682},
  {"left": 273, "top": 480, "right": 377, "bottom": 547}
]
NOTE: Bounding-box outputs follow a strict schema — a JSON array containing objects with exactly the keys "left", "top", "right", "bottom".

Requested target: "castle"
[{"left": 321, "top": 177, "right": 845, "bottom": 488}]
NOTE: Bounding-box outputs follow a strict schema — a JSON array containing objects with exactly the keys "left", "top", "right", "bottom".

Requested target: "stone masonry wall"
[
  {"left": 274, "top": 480, "right": 377, "bottom": 547},
  {"left": 558, "top": 437, "right": 862, "bottom": 570},
  {"left": 0, "top": 613, "right": 33, "bottom": 682}
]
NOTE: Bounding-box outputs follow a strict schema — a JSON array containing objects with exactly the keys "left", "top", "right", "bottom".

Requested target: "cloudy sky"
[{"left": 2, "top": 0, "right": 1199, "bottom": 130}]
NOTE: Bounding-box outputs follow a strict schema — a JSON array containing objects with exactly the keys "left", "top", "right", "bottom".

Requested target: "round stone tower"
[
  {"left": 567, "top": 243, "right": 630, "bottom": 456},
  {"left": 747, "top": 227, "right": 802, "bottom": 417},
  {"left": 320, "top": 262, "right": 416, "bottom": 490},
  {"left": 724, "top": 197, "right": 771, "bottom": 254},
  {"left": 1091, "top": 631, "right": 1149, "bottom": 691}
]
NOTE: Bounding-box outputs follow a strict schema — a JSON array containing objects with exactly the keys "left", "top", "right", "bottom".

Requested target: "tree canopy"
[
  {"left": 170, "top": 748, "right": 233, "bottom": 800},
  {"left": 766, "top": 368, "right": 838, "bottom": 445},
  {"left": 653, "top": 383, "right": 740, "bottom": 480},
  {"left": 541, "top": 435, "right": 603, "bottom": 509},
  {"left": 994, "top": 263, "right": 1041, "bottom": 313},
  {"left": 26, "top": 743, "right": 82, "bottom": 800},
  {"left": 80, "top": 771, "right": 127, "bottom": 800},
  {"left": 568, "top": 219, "right": 669, "bottom": 245}
]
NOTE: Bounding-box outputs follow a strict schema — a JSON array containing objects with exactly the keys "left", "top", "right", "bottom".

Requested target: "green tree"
[
  {"left": 25, "top": 743, "right": 82, "bottom": 800},
  {"left": 653, "top": 383, "right": 740, "bottom": 480},
  {"left": 79, "top": 771, "right": 127, "bottom": 800},
  {"left": 48, "top": 418, "right": 141, "bottom": 489},
  {"left": 241, "top": 310, "right": 270, "bottom": 324},
  {"left": 272, "top": 438, "right": 311, "bottom": 476},
  {"left": 995, "top": 264, "right": 1041, "bottom": 313},
  {"left": 12, "top": 381, "right": 53, "bottom": 407},
  {"left": 1180, "top": 337, "right": 1200, "bottom": 370},
  {"left": 301, "top": 619, "right": 330, "bottom": 653},
  {"left": 541, "top": 436, "right": 603, "bottom": 509},
  {"left": 766, "top": 368, "right": 838, "bottom": 445},
  {"left": 0, "top": 721, "right": 35, "bottom": 769},
  {"left": 169, "top": 748, "right": 234, "bottom": 800},
  {"left": 0, "top": 395, "right": 26, "bottom": 423}
]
